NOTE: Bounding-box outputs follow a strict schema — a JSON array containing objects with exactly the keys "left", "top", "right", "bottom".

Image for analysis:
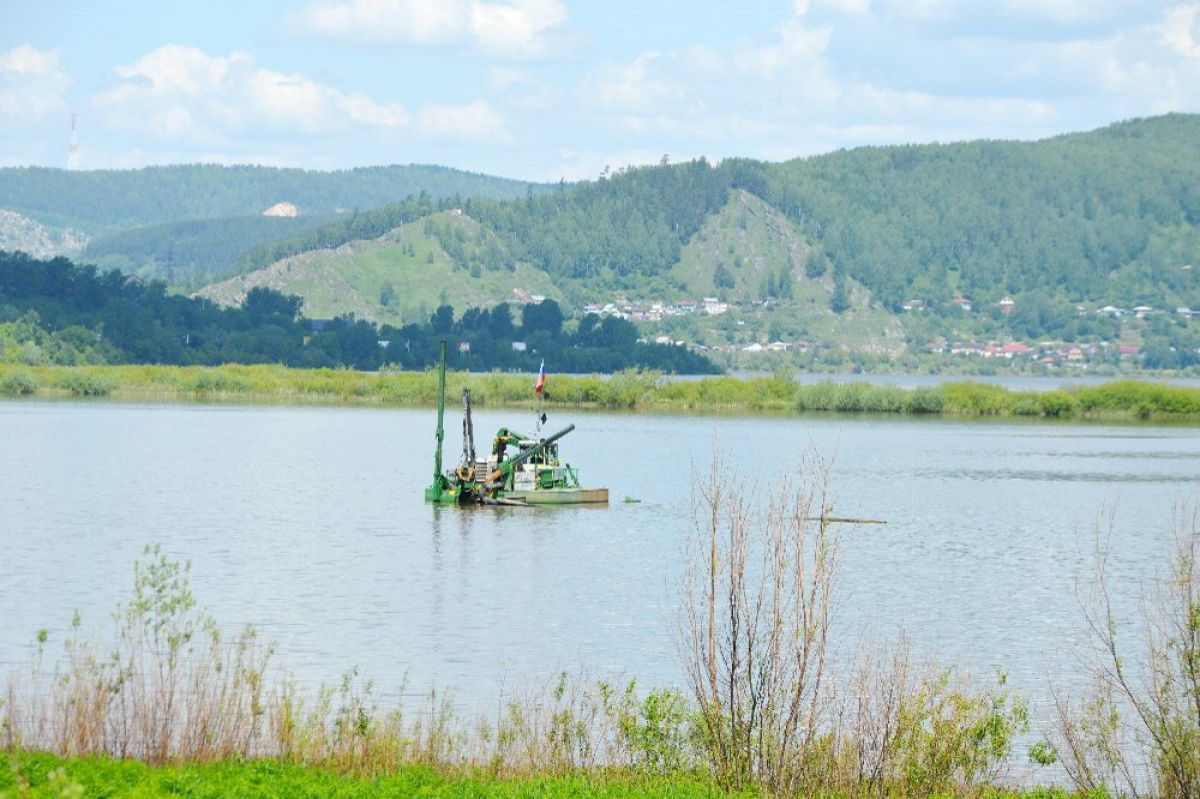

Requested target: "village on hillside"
[{"left": 512, "top": 286, "right": 1200, "bottom": 369}]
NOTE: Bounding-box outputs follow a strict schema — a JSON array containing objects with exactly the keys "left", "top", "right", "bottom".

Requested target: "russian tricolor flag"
[{"left": 534, "top": 359, "right": 546, "bottom": 396}]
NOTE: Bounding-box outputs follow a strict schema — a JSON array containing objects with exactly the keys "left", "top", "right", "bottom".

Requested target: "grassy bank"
[
  {"left": 0, "top": 754, "right": 731, "bottom": 799},
  {"left": 2, "top": 753, "right": 1089, "bottom": 799},
  {"left": 2, "top": 362, "right": 1200, "bottom": 421}
]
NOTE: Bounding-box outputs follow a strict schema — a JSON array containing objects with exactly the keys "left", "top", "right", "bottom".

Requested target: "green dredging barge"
[{"left": 424, "top": 342, "right": 609, "bottom": 506}]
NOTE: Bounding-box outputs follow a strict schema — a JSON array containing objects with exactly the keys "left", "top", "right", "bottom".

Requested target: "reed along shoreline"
[{"left": 2, "top": 362, "right": 1199, "bottom": 421}]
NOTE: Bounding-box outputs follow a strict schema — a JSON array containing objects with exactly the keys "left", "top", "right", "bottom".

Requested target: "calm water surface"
[{"left": 2, "top": 399, "right": 1198, "bottom": 724}]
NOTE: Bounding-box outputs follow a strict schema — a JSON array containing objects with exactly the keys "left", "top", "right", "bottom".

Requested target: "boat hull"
[{"left": 503, "top": 487, "right": 609, "bottom": 505}]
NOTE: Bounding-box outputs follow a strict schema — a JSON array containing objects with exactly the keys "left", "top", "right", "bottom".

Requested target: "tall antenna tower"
[{"left": 67, "top": 113, "right": 80, "bottom": 170}]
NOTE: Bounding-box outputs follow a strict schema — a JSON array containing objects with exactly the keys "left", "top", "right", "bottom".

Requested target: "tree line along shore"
[{"left": 2, "top": 361, "right": 1200, "bottom": 420}]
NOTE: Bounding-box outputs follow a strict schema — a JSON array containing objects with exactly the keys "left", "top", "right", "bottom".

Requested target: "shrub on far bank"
[
  {"left": 0, "top": 369, "right": 38, "bottom": 395},
  {"left": 56, "top": 370, "right": 115, "bottom": 397}
]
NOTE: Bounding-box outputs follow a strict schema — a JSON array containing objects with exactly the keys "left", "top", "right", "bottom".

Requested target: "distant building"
[
  {"left": 511, "top": 341, "right": 527, "bottom": 352},
  {"left": 998, "top": 297, "right": 1015, "bottom": 314},
  {"left": 1000, "top": 342, "right": 1033, "bottom": 357}
]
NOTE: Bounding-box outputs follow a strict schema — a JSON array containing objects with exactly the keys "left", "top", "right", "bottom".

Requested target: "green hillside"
[
  {"left": 670, "top": 189, "right": 811, "bottom": 302},
  {"left": 195, "top": 210, "right": 564, "bottom": 324},
  {"left": 664, "top": 189, "right": 902, "bottom": 352},
  {"left": 759, "top": 113, "right": 1200, "bottom": 310},
  {"left": 0, "top": 163, "right": 551, "bottom": 234}
]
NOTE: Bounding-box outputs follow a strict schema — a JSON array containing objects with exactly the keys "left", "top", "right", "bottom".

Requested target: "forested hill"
[
  {"left": 236, "top": 114, "right": 1200, "bottom": 315},
  {"left": 757, "top": 113, "right": 1200, "bottom": 311},
  {"left": 0, "top": 164, "right": 551, "bottom": 234},
  {"left": 497, "top": 113, "right": 1199, "bottom": 310},
  {"left": 4, "top": 114, "right": 1199, "bottom": 324}
]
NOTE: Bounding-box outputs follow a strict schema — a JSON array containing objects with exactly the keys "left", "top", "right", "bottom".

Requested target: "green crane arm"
[{"left": 486, "top": 424, "right": 574, "bottom": 487}]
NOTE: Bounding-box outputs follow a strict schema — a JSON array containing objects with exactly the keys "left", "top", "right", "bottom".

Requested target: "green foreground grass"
[
  {"left": 1, "top": 362, "right": 1199, "bottom": 421},
  {"left": 0, "top": 753, "right": 1088, "bottom": 799}
]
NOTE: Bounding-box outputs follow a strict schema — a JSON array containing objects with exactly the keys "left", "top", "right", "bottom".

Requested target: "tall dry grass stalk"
[
  {"left": 2, "top": 546, "right": 273, "bottom": 763},
  {"left": 2, "top": 548, "right": 697, "bottom": 780},
  {"left": 1050, "top": 500, "right": 1200, "bottom": 799}
]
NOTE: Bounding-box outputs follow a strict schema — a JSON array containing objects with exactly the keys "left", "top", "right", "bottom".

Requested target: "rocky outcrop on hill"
[{"left": 0, "top": 210, "right": 87, "bottom": 258}]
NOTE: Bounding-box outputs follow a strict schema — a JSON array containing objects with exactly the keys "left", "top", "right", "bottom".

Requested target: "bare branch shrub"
[
  {"left": 1051, "top": 500, "right": 1200, "bottom": 799},
  {"left": 681, "top": 457, "right": 1026, "bottom": 797},
  {"left": 680, "top": 456, "right": 839, "bottom": 794}
]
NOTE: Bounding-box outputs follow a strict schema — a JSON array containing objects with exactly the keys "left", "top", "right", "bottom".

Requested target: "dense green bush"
[
  {"left": 909, "top": 385, "right": 947, "bottom": 413},
  {"left": 0, "top": 369, "right": 37, "bottom": 395},
  {"left": 57, "top": 370, "right": 115, "bottom": 397}
]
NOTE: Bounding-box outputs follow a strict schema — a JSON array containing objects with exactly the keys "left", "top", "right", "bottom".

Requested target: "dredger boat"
[{"left": 424, "top": 342, "right": 609, "bottom": 506}]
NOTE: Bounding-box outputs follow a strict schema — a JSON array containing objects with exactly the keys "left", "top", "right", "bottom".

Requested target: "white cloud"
[
  {"left": 863, "top": 0, "right": 1153, "bottom": 34},
  {"left": 93, "top": 45, "right": 409, "bottom": 142},
  {"left": 813, "top": 0, "right": 872, "bottom": 15},
  {"left": 0, "top": 45, "right": 70, "bottom": 120},
  {"left": 486, "top": 66, "right": 556, "bottom": 110},
  {"left": 416, "top": 100, "right": 509, "bottom": 140},
  {"left": 470, "top": 0, "right": 566, "bottom": 57},
  {"left": 1163, "top": 4, "right": 1200, "bottom": 59},
  {"left": 295, "top": 0, "right": 468, "bottom": 44},
  {"left": 294, "top": 0, "right": 567, "bottom": 58},
  {"left": 587, "top": 52, "right": 685, "bottom": 112},
  {"left": 733, "top": 3, "right": 833, "bottom": 78}
]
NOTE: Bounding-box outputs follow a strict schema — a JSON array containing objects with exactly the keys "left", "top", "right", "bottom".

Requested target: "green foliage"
[
  {"left": 0, "top": 310, "right": 116, "bottom": 366},
  {"left": 0, "top": 754, "right": 734, "bottom": 799},
  {"left": 942, "top": 382, "right": 1013, "bottom": 415},
  {"left": 892, "top": 672, "right": 1029, "bottom": 796},
  {"left": 712, "top": 263, "right": 734, "bottom": 290},
  {"left": 56, "top": 370, "right": 114, "bottom": 397},
  {"left": 0, "top": 253, "right": 717, "bottom": 374},
  {"left": 910, "top": 385, "right": 947, "bottom": 413},
  {"left": 830, "top": 269, "right": 850, "bottom": 314},
  {"left": 1074, "top": 380, "right": 1200, "bottom": 415},
  {"left": 0, "top": 369, "right": 37, "bottom": 395}
]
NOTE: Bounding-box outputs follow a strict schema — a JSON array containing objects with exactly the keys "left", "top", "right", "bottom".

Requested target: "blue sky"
[{"left": 3, "top": 0, "right": 1199, "bottom": 181}]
